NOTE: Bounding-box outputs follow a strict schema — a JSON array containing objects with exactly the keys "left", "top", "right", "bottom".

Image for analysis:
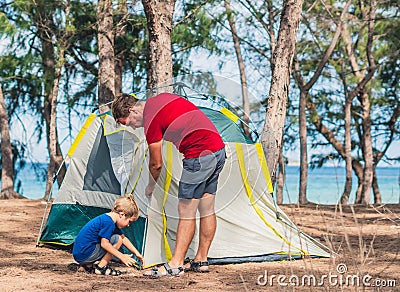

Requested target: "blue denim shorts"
[
  {"left": 178, "top": 148, "right": 226, "bottom": 199},
  {"left": 79, "top": 234, "right": 120, "bottom": 264}
]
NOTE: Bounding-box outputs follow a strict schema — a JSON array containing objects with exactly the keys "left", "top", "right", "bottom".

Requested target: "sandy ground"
[{"left": 0, "top": 199, "right": 399, "bottom": 291}]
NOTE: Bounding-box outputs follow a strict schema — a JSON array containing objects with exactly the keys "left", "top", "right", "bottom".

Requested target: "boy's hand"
[
  {"left": 120, "top": 253, "right": 136, "bottom": 267},
  {"left": 136, "top": 253, "right": 145, "bottom": 266}
]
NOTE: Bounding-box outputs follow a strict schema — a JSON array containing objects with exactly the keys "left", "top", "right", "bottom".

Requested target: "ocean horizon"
[{"left": 5, "top": 163, "right": 400, "bottom": 205}]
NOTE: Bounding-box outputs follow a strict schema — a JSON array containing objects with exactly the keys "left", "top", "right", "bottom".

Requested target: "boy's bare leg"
[
  {"left": 98, "top": 236, "right": 123, "bottom": 268},
  {"left": 192, "top": 193, "right": 216, "bottom": 270}
]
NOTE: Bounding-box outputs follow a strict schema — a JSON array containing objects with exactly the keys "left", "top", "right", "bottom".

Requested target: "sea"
[{"left": 6, "top": 163, "right": 400, "bottom": 205}]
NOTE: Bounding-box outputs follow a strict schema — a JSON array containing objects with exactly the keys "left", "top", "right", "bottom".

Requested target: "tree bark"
[
  {"left": 275, "top": 148, "right": 285, "bottom": 204},
  {"left": 341, "top": 89, "right": 353, "bottom": 205},
  {"left": 358, "top": 0, "right": 377, "bottom": 204},
  {"left": 306, "top": 98, "right": 367, "bottom": 199},
  {"left": 36, "top": 0, "right": 67, "bottom": 187},
  {"left": 97, "top": 0, "right": 115, "bottom": 111},
  {"left": 359, "top": 91, "right": 373, "bottom": 204},
  {"left": 340, "top": 1, "right": 377, "bottom": 204},
  {"left": 44, "top": 67, "right": 61, "bottom": 201},
  {"left": 372, "top": 169, "right": 381, "bottom": 204},
  {"left": 115, "top": 0, "right": 128, "bottom": 95},
  {"left": 355, "top": 181, "right": 363, "bottom": 204},
  {"left": 44, "top": 0, "right": 71, "bottom": 200},
  {"left": 0, "top": 85, "right": 24, "bottom": 199},
  {"left": 224, "top": 0, "right": 250, "bottom": 137},
  {"left": 142, "top": 0, "right": 175, "bottom": 90},
  {"left": 298, "top": 90, "right": 308, "bottom": 203},
  {"left": 260, "top": 0, "right": 304, "bottom": 183}
]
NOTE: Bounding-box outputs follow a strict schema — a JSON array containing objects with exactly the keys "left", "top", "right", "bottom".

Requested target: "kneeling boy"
[{"left": 72, "top": 196, "right": 144, "bottom": 276}]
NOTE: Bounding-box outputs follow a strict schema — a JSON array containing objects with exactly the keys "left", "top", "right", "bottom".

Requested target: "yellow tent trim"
[
  {"left": 220, "top": 107, "right": 239, "bottom": 123},
  {"left": 235, "top": 143, "right": 309, "bottom": 257},
  {"left": 101, "top": 114, "right": 126, "bottom": 136},
  {"left": 126, "top": 143, "right": 149, "bottom": 195},
  {"left": 255, "top": 143, "right": 274, "bottom": 194},
  {"left": 38, "top": 241, "right": 70, "bottom": 247},
  {"left": 67, "top": 113, "right": 97, "bottom": 157},
  {"left": 162, "top": 142, "right": 173, "bottom": 261},
  {"left": 143, "top": 262, "right": 164, "bottom": 269}
]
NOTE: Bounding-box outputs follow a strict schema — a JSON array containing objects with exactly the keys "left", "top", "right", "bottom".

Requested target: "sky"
[{"left": 8, "top": 50, "right": 399, "bottom": 169}]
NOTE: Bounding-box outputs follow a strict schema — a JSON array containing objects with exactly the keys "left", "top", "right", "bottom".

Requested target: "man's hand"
[
  {"left": 145, "top": 184, "right": 155, "bottom": 198},
  {"left": 147, "top": 141, "right": 162, "bottom": 198}
]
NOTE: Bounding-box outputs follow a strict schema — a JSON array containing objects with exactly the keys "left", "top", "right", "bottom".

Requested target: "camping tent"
[{"left": 38, "top": 94, "right": 331, "bottom": 267}]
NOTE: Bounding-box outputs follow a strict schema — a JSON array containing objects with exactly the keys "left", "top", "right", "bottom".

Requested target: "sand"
[{"left": 0, "top": 199, "right": 399, "bottom": 291}]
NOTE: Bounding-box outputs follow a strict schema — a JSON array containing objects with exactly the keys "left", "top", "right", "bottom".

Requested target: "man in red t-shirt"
[{"left": 112, "top": 93, "right": 225, "bottom": 277}]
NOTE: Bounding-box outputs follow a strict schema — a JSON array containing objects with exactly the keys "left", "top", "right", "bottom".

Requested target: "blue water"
[
  {"left": 281, "top": 166, "right": 400, "bottom": 204},
  {"left": 3, "top": 163, "right": 400, "bottom": 204},
  {"left": 11, "top": 163, "right": 59, "bottom": 199}
]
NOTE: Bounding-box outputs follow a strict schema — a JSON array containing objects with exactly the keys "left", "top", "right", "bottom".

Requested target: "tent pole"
[
  {"left": 35, "top": 159, "right": 66, "bottom": 247},
  {"left": 140, "top": 216, "right": 148, "bottom": 269}
]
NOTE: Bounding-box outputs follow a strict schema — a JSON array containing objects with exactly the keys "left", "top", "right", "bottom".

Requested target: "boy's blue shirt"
[{"left": 72, "top": 213, "right": 122, "bottom": 263}]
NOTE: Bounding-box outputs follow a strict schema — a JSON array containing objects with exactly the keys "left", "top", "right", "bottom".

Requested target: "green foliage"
[
  {"left": 0, "top": 11, "right": 15, "bottom": 35},
  {"left": 173, "top": 9, "right": 219, "bottom": 54},
  {"left": 171, "top": 0, "right": 222, "bottom": 76},
  {"left": 294, "top": 0, "right": 400, "bottom": 169}
]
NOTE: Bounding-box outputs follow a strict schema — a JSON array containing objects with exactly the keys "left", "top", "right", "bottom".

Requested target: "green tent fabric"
[{"left": 200, "top": 107, "right": 254, "bottom": 144}]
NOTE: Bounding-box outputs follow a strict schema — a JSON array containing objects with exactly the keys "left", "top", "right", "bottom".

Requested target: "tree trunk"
[
  {"left": 355, "top": 180, "right": 363, "bottom": 204},
  {"left": 341, "top": 1, "right": 377, "bottom": 205},
  {"left": 305, "top": 97, "right": 371, "bottom": 205},
  {"left": 43, "top": 0, "right": 71, "bottom": 200},
  {"left": 298, "top": 90, "right": 308, "bottom": 204},
  {"left": 372, "top": 168, "right": 381, "bottom": 204},
  {"left": 358, "top": 0, "right": 377, "bottom": 204},
  {"left": 142, "top": 0, "right": 175, "bottom": 90},
  {"left": 275, "top": 148, "right": 285, "bottom": 204},
  {"left": 97, "top": 0, "right": 115, "bottom": 111},
  {"left": 37, "top": 0, "right": 67, "bottom": 187},
  {"left": 260, "top": 0, "right": 304, "bottom": 183},
  {"left": 44, "top": 68, "right": 61, "bottom": 201},
  {"left": 0, "top": 85, "right": 24, "bottom": 199},
  {"left": 341, "top": 94, "right": 353, "bottom": 205},
  {"left": 115, "top": 0, "right": 127, "bottom": 95},
  {"left": 359, "top": 91, "right": 373, "bottom": 204},
  {"left": 224, "top": 0, "right": 250, "bottom": 137}
]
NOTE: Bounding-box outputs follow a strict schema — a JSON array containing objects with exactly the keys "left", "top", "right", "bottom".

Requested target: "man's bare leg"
[
  {"left": 168, "top": 198, "right": 200, "bottom": 268},
  {"left": 191, "top": 193, "right": 216, "bottom": 271},
  {"left": 143, "top": 198, "right": 200, "bottom": 277}
]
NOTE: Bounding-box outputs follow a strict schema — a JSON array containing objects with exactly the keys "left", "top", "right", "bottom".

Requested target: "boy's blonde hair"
[{"left": 112, "top": 195, "right": 139, "bottom": 220}]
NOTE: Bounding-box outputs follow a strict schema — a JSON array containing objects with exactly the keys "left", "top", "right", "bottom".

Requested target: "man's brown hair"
[
  {"left": 112, "top": 195, "right": 140, "bottom": 220},
  {"left": 112, "top": 93, "right": 139, "bottom": 122}
]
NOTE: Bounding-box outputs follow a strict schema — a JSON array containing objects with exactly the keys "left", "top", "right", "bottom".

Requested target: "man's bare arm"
[{"left": 146, "top": 140, "right": 163, "bottom": 197}]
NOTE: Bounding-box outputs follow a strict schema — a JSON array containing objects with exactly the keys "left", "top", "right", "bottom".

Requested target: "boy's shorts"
[
  {"left": 79, "top": 234, "right": 120, "bottom": 264},
  {"left": 178, "top": 147, "right": 226, "bottom": 200}
]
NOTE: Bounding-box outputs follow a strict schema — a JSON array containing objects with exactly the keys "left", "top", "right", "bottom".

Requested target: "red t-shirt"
[{"left": 143, "top": 93, "right": 225, "bottom": 158}]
